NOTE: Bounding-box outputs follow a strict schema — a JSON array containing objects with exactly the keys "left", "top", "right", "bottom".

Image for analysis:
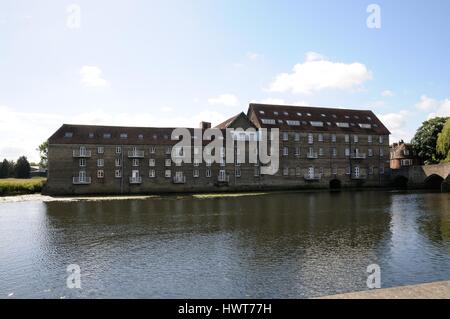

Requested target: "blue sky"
[{"left": 1, "top": 0, "right": 449, "bottom": 161}]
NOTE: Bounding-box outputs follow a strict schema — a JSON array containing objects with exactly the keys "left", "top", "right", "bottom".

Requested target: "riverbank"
[
  {"left": 319, "top": 280, "right": 450, "bottom": 299},
  {"left": 0, "top": 177, "right": 46, "bottom": 196}
]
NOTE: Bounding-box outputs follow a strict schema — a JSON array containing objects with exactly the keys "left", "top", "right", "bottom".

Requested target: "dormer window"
[
  {"left": 138, "top": 134, "right": 144, "bottom": 139},
  {"left": 120, "top": 133, "right": 128, "bottom": 139},
  {"left": 367, "top": 116, "right": 372, "bottom": 121},
  {"left": 64, "top": 132, "right": 73, "bottom": 138},
  {"left": 274, "top": 111, "right": 278, "bottom": 115},
  {"left": 306, "top": 113, "right": 311, "bottom": 116},
  {"left": 153, "top": 134, "right": 157, "bottom": 140},
  {"left": 261, "top": 118, "right": 276, "bottom": 125},
  {"left": 283, "top": 111, "right": 288, "bottom": 116},
  {"left": 297, "top": 112, "right": 302, "bottom": 116},
  {"left": 336, "top": 122, "right": 349, "bottom": 128},
  {"left": 259, "top": 110, "right": 265, "bottom": 114},
  {"left": 103, "top": 133, "right": 111, "bottom": 139},
  {"left": 358, "top": 123, "right": 371, "bottom": 129},
  {"left": 277, "top": 119, "right": 283, "bottom": 124},
  {"left": 88, "top": 133, "right": 94, "bottom": 138},
  {"left": 332, "top": 114, "right": 337, "bottom": 118},
  {"left": 345, "top": 115, "right": 350, "bottom": 119},
  {"left": 321, "top": 114, "right": 326, "bottom": 117},
  {"left": 310, "top": 121, "right": 324, "bottom": 127}
]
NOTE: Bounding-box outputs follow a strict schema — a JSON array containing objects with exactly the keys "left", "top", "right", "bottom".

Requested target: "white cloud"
[
  {"left": 160, "top": 106, "right": 173, "bottom": 112},
  {"left": 208, "top": 94, "right": 239, "bottom": 107},
  {"left": 251, "top": 98, "right": 310, "bottom": 106},
  {"left": 246, "top": 52, "right": 262, "bottom": 60},
  {"left": 80, "top": 65, "right": 110, "bottom": 87},
  {"left": 416, "top": 95, "right": 450, "bottom": 119},
  {"left": 378, "top": 110, "right": 413, "bottom": 142},
  {"left": 269, "top": 52, "right": 372, "bottom": 94},
  {"left": 381, "top": 90, "right": 394, "bottom": 97}
]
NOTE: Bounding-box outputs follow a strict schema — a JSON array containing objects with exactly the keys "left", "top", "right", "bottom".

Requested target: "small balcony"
[
  {"left": 173, "top": 175, "right": 186, "bottom": 184},
  {"left": 72, "top": 176, "right": 91, "bottom": 184},
  {"left": 129, "top": 176, "right": 142, "bottom": 184},
  {"left": 73, "top": 150, "right": 91, "bottom": 158},
  {"left": 351, "top": 174, "right": 367, "bottom": 180},
  {"left": 306, "top": 152, "right": 318, "bottom": 159},
  {"left": 128, "top": 150, "right": 145, "bottom": 158},
  {"left": 351, "top": 153, "right": 367, "bottom": 159},
  {"left": 304, "top": 174, "right": 321, "bottom": 181}
]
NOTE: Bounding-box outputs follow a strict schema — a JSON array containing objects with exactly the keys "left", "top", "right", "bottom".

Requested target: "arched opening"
[
  {"left": 329, "top": 179, "right": 342, "bottom": 189},
  {"left": 393, "top": 176, "right": 408, "bottom": 188},
  {"left": 424, "top": 174, "right": 444, "bottom": 190}
]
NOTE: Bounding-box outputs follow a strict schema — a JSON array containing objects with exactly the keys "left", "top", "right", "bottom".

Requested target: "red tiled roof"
[{"left": 247, "top": 103, "right": 391, "bottom": 135}]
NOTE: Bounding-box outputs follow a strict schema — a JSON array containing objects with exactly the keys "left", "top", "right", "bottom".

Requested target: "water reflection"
[{"left": 0, "top": 191, "right": 449, "bottom": 298}]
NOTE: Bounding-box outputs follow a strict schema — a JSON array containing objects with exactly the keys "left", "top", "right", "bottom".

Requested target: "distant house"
[
  {"left": 30, "top": 165, "right": 47, "bottom": 177},
  {"left": 390, "top": 141, "right": 422, "bottom": 169}
]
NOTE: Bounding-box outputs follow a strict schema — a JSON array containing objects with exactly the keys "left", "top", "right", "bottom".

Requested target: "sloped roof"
[
  {"left": 215, "top": 112, "right": 257, "bottom": 129},
  {"left": 247, "top": 103, "right": 391, "bottom": 135}
]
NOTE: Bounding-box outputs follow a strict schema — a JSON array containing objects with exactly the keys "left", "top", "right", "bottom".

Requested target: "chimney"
[{"left": 200, "top": 121, "right": 211, "bottom": 129}]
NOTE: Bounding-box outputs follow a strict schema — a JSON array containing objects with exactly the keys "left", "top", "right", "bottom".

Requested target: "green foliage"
[
  {"left": 14, "top": 156, "right": 31, "bottom": 179},
  {"left": 37, "top": 140, "right": 48, "bottom": 169},
  {"left": 411, "top": 117, "right": 449, "bottom": 164},
  {"left": 0, "top": 159, "right": 15, "bottom": 178},
  {"left": 436, "top": 118, "right": 450, "bottom": 163},
  {"left": 0, "top": 177, "right": 46, "bottom": 196}
]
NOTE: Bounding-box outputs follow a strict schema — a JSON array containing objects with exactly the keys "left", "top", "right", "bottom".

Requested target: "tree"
[
  {"left": 37, "top": 140, "right": 49, "bottom": 169},
  {"left": 437, "top": 118, "right": 450, "bottom": 162},
  {"left": 14, "top": 156, "right": 31, "bottom": 179},
  {"left": 0, "top": 159, "right": 15, "bottom": 178},
  {"left": 411, "top": 117, "right": 449, "bottom": 164}
]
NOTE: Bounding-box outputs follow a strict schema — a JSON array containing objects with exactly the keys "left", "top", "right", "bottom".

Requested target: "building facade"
[
  {"left": 45, "top": 104, "right": 391, "bottom": 195},
  {"left": 390, "top": 140, "right": 422, "bottom": 169}
]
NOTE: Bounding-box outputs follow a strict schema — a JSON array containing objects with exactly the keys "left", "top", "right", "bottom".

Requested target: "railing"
[
  {"left": 73, "top": 150, "right": 91, "bottom": 157},
  {"left": 72, "top": 176, "right": 91, "bottom": 184},
  {"left": 217, "top": 175, "right": 230, "bottom": 183},
  {"left": 304, "top": 173, "right": 321, "bottom": 181},
  {"left": 129, "top": 176, "right": 142, "bottom": 184},
  {"left": 128, "top": 150, "right": 145, "bottom": 158},
  {"left": 351, "top": 153, "right": 367, "bottom": 159},
  {"left": 306, "top": 152, "right": 318, "bottom": 159},
  {"left": 351, "top": 174, "right": 367, "bottom": 180},
  {"left": 173, "top": 175, "right": 186, "bottom": 184}
]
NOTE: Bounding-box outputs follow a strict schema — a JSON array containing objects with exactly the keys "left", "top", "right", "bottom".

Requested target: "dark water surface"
[{"left": 0, "top": 190, "right": 449, "bottom": 298}]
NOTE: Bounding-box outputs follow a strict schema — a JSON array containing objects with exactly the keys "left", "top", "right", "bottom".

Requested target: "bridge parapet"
[{"left": 391, "top": 163, "right": 450, "bottom": 191}]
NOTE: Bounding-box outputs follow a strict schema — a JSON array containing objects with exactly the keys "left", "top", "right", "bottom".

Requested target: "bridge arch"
[
  {"left": 329, "top": 179, "right": 342, "bottom": 189},
  {"left": 424, "top": 174, "right": 444, "bottom": 190},
  {"left": 393, "top": 175, "right": 409, "bottom": 188}
]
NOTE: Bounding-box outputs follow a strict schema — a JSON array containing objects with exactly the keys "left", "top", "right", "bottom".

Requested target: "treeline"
[
  {"left": 0, "top": 156, "right": 31, "bottom": 179},
  {"left": 412, "top": 117, "right": 450, "bottom": 164}
]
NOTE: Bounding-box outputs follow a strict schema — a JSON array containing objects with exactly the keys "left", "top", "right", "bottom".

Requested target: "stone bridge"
[{"left": 391, "top": 162, "right": 450, "bottom": 192}]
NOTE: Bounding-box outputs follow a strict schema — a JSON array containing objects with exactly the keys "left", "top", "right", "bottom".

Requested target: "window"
[
  {"left": 235, "top": 167, "right": 241, "bottom": 177},
  {"left": 165, "top": 147, "right": 171, "bottom": 155},
  {"left": 273, "top": 111, "right": 278, "bottom": 115},
  {"left": 259, "top": 110, "right": 265, "bottom": 114},
  {"left": 115, "top": 170, "right": 122, "bottom": 178},
  {"left": 277, "top": 119, "right": 283, "bottom": 124},
  {"left": 206, "top": 159, "right": 212, "bottom": 167},
  {"left": 379, "top": 136, "right": 384, "bottom": 144},
  {"left": 295, "top": 147, "right": 300, "bottom": 156},
  {"left": 318, "top": 134, "right": 323, "bottom": 142},
  {"left": 132, "top": 159, "right": 139, "bottom": 167},
  {"left": 294, "top": 133, "right": 300, "bottom": 141},
  {"left": 331, "top": 134, "right": 336, "bottom": 143},
  {"left": 254, "top": 167, "right": 260, "bottom": 177},
  {"left": 165, "top": 170, "right": 171, "bottom": 178},
  {"left": 404, "top": 149, "right": 410, "bottom": 156},
  {"left": 297, "top": 112, "right": 302, "bottom": 116},
  {"left": 193, "top": 169, "right": 199, "bottom": 178},
  {"left": 282, "top": 132, "right": 289, "bottom": 141},
  {"left": 380, "top": 148, "right": 384, "bottom": 157},
  {"left": 149, "top": 169, "right": 155, "bottom": 178},
  {"left": 295, "top": 167, "right": 301, "bottom": 176},
  {"left": 149, "top": 159, "right": 155, "bottom": 167},
  {"left": 120, "top": 133, "right": 128, "bottom": 139},
  {"left": 116, "top": 146, "right": 121, "bottom": 154},
  {"left": 261, "top": 118, "right": 275, "bottom": 125},
  {"left": 97, "top": 147, "right": 104, "bottom": 154},
  {"left": 89, "top": 133, "right": 94, "bottom": 138},
  {"left": 165, "top": 159, "right": 171, "bottom": 167},
  {"left": 369, "top": 166, "right": 374, "bottom": 175},
  {"left": 149, "top": 146, "right": 156, "bottom": 154},
  {"left": 286, "top": 120, "right": 300, "bottom": 126},
  {"left": 308, "top": 133, "right": 313, "bottom": 144},
  {"left": 346, "top": 166, "right": 351, "bottom": 175},
  {"left": 380, "top": 166, "right": 385, "bottom": 175},
  {"left": 64, "top": 132, "right": 73, "bottom": 138},
  {"left": 345, "top": 135, "right": 350, "bottom": 143},
  {"left": 368, "top": 149, "right": 373, "bottom": 157},
  {"left": 354, "top": 135, "right": 358, "bottom": 143},
  {"left": 138, "top": 134, "right": 144, "bottom": 140},
  {"left": 283, "top": 167, "right": 289, "bottom": 176},
  {"left": 206, "top": 169, "right": 211, "bottom": 177},
  {"left": 345, "top": 148, "right": 350, "bottom": 156},
  {"left": 103, "top": 133, "right": 111, "bottom": 139},
  {"left": 368, "top": 135, "right": 373, "bottom": 143},
  {"left": 336, "top": 122, "right": 349, "bottom": 128},
  {"left": 79, "top": 158, "right": 86, "bottom": 167},
  {"left": 193, "top": 159, "right": 200, "bottom": 167},
  {"left": 332, "top": 166, "right": 338, "bottom": 175},
  {"left": 283, "top": 111, "right": 288, "bottom": 116},
  {"left": 358, "top": 123, "right": 371, "bottom": 129},
  {"left": 319, "top": 148, "right": 324, "bottom": 156},
  {"left": 331, "top": 148, "right": 337, "bottom": 157},
  {"left": 97, "top": 170, "right": 104, "bottom": 178},
  {"left": 310, "top": 121, "right": 324, "bottom": 127},
  {"left": 97, "top": 159, "right": 104, "bottom": 167},
  {"left": 283, "top": 147, "right": 289, "bottom": 156}
]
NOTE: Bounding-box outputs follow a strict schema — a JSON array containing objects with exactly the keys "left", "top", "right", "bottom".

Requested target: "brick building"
[
  {"left": 45, "top": 103, "right": 391, "bottom": 195},
  {"left": 390, "top": 140, "right": 422, "bottom": 169}
]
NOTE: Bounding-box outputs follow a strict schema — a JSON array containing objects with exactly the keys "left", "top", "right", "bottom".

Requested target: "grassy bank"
[{"left": 0, "top": 177, "right": 46, "bottom": 196}]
